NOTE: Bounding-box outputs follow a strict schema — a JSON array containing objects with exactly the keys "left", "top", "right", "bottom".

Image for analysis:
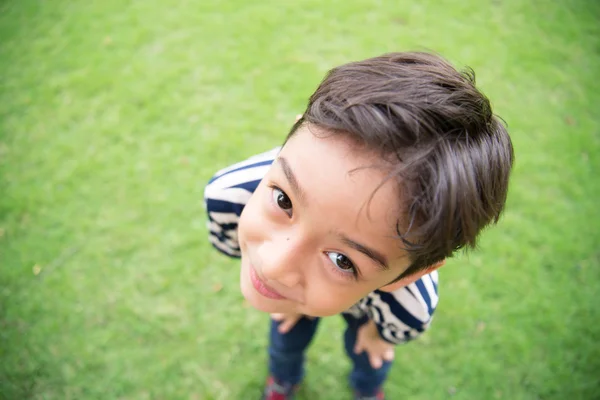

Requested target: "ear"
[{"left": 379, "top": 260, "right": 446, "bottom": 293}]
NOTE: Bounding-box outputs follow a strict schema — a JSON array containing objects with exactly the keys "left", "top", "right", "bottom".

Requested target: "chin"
[
  {"left": 248, "top": 297, "right": 282, "bottom": 313},
  {"left": 241, "top": 289, "right": 288, "bottom": 314}
]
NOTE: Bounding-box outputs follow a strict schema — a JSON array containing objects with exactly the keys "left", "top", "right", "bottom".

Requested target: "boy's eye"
[
  {"left": 327, "top": 252, "right": 355, "bottom": 272},
  {"left": 271, "top": 187, "right": 293, "bottom": 216}
]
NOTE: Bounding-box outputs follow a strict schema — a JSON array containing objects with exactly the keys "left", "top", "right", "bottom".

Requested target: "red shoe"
[
  {"left": 353, "top": 389, "right": 385, "bottom": 400},
  {"left": 262, "top": 376, "right": 299, "bottom": 400}
]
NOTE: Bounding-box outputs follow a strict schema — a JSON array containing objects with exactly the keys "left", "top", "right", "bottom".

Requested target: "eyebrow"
[
  {"left": 339, "top": 234, "right": 389, "bottom": 271},
  {"left": 277, "top": 156, "right": 308, "bottom": 205}
]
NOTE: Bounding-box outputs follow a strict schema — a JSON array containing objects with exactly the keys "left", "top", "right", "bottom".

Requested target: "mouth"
[{"left": 249, "top": 264, "right": 287, "bottom": 300}]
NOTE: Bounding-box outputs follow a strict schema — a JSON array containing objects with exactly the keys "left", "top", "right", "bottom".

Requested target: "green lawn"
[{"left": 1, "top": 1, "right": 599, "bottom": 399}]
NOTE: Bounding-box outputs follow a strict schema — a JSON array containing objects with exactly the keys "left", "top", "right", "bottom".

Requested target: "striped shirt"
[{"left": 204, "top": 148, "right": 439, "bottom": 344}]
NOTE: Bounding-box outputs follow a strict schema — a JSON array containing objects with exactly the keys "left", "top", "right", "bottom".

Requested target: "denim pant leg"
[
  {"left": 268, "top": 316, "right": 320, "bottom": 385},
  {"left": 342, "top": 314, "right": 393, "bottom": 396}
]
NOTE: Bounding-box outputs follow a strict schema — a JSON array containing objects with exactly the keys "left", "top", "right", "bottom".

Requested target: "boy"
[{"left": 204, "top": 52, "right": 513, "bottom": 399}]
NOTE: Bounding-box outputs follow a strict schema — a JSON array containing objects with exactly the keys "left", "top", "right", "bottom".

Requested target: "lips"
[{"left": 249, "top": 264, "right": 287, "bottom": 300}]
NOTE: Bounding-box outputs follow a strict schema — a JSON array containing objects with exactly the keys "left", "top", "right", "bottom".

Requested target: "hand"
[
  {"left": 271, "top": 313, "right": 314, "bottom": 334},
  {"left": 354, "top": 319, "right": 395, "bottom": 369}
]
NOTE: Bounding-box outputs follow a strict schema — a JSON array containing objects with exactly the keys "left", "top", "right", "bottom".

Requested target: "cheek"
[
  {"left": 308, "top": 296, "right": 360, "bottom": 317},
  {"left": 304, "top": 282, "right": 370, "bottom": 317}
]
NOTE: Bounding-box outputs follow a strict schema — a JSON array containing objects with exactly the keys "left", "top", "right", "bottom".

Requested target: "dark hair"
[{"left": 285, "top": 52, "right": 514, "bottom": 280}]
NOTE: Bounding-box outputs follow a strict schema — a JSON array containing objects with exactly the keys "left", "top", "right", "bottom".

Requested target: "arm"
[
  {"left": 205, "top": 197, "right": 243, "bottom": 258},
  {"left": 353, "top": 271, "right": 439, "bottom": 368}
]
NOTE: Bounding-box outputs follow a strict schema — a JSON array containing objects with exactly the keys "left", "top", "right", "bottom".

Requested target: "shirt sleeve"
[
  {"left": 203, "top": 147, "right": 280, "bottom": 258},
  {"left": 365, "top": 270, "right": 440, "bottom": 344}
]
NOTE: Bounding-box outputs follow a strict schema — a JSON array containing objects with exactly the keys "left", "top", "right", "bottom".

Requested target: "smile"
[{"left": 249, "top": 264, "right": 287, "bottom": 300}]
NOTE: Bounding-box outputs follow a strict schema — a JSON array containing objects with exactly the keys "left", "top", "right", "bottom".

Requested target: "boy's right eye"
[{"left": 271, "top": 186, "right": 293, "bottom": 217}]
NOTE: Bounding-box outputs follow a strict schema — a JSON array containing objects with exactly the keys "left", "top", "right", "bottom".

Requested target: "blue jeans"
[{"left": 268, "top": 314, "right": 392, "bottom": 396}]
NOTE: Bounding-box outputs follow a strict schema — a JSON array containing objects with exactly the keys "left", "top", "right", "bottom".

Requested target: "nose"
[{"left": 257, "top": 235, "right": 304, "bottom": 288}]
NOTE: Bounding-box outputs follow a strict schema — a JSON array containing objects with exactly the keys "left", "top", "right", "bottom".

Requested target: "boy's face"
[{"left": 237, "top": 126, "right": 421, "bottom": 316}]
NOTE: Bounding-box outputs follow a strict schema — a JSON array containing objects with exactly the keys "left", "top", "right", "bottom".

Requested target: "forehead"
[{"left": 277, "top": 127, "right": 407, "bottom": 263}]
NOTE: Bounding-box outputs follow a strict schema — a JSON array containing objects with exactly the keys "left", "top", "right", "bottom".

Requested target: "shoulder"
[
  {"left": 204, "top": 147, "right": 280, "bottom": 211},
  {"left": 369, "top": 270, "right": 440, "bottom": 326},
  {"left": 204, "top": 147, "right": 280, "bottom": 258}
]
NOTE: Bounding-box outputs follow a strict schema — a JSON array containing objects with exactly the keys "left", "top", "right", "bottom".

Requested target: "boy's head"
[{"left": 238, "top": 52, "right": 514, "bottom": 317}]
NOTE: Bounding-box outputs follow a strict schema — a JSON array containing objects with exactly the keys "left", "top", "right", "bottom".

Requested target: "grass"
[{"left": 1, "top": 0, "right": 599, "bottom": 399}]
